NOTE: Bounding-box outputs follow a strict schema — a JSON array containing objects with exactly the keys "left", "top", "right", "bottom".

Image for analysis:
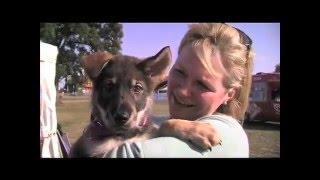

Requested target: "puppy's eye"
[
  {"left": 133, "top": 83, "right": 143, "bottom": 94},
  {"left": 105, "top": 79, "right": 114, "bottom": 91}
]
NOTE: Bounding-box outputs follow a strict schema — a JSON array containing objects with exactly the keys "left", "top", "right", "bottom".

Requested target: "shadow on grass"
[{"left": 243, "top": 121, "right": 280, "bottom": 131}]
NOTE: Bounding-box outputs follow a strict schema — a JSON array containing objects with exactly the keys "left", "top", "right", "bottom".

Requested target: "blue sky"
[{"left": 121, "top": 23, "right": 280, "bottom": 74}]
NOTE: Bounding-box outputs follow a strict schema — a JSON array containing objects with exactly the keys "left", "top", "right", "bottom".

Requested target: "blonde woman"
[{"left": 106, "top": 23, "right": 254, "bottom": 158}]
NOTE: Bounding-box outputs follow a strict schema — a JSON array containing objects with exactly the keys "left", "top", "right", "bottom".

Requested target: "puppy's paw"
[
  {"left": 186, "top": 122, "right": 222, "bottom": 151},
  {"left": 158, "top": 119, "right": 222, "bottom": 151}
]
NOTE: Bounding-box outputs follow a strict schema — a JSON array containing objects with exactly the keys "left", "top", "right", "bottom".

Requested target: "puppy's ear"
[
  {"left": 137, "top": 46, "right": 172, "bottom": 89},
  {"left": 80, "top": 51, "right": 114, "bottom": 80}
]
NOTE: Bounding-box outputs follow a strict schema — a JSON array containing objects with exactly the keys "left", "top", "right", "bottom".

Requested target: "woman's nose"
[{"left": 176, "top": 82, "right": 192, "bottom": 97}]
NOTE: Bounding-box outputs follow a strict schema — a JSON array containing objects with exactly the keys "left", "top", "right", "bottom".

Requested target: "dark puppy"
[{"left": 70, "top": 47, "right": 173, "bottom": 157}]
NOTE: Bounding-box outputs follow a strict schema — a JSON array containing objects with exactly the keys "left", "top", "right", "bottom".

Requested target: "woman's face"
[{"left": 167, "top": 45, "right": 232, "bottom": 120}]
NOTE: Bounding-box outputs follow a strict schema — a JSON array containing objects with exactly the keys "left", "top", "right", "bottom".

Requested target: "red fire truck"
[{"left": 245, "top": 72, "right": 280, "bottom": 122}]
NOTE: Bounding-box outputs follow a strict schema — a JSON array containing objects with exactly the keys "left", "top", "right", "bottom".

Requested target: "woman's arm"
[
  {"left": 106, "top": 136, "right": 207, "bottom": 158},
  {"left": 104, "top": 115, "right": 249, "bottom": 158}
]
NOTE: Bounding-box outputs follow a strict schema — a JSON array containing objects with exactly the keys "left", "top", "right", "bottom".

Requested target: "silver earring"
[{"left": 224, "top": 101, "right": 228, "bottom": 105}]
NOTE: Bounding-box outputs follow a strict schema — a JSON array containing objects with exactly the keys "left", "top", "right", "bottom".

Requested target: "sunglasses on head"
[
  {"left": 232, "top": 26, "right": 252, "bottom": 51},
  {"left": 191, "top": 23, "right": 253, "bottom": 51}
]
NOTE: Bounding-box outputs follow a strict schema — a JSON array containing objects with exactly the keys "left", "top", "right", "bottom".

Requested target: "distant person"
[
  {"left": 58, "top": 77, "right": 66, "bottom": 104},
  {"left": 67, "top": 75, "right": 77, "bottom": 96}
]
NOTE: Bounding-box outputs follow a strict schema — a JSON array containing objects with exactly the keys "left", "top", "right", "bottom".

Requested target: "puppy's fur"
[{"left": 70, "top": 47, "right": 173, "bottom": 157}]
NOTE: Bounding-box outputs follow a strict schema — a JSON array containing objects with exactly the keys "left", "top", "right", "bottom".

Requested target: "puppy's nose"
[{"left": 114, "top": 111, "right": 130, "bottom": 125}]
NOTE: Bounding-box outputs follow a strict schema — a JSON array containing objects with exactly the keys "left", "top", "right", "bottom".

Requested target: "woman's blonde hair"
[{"left": 178, "top": 23, "right": 255, "bottom": 121}]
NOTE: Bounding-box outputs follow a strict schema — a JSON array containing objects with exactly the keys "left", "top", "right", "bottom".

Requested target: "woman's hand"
[{"left": 158, "top": 119, "right": 221, "bottom": 151}]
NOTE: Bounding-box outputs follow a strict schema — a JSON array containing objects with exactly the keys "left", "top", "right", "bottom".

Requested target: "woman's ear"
[{"left": 225, "top": 88, "right": 237, "bottom": 103}]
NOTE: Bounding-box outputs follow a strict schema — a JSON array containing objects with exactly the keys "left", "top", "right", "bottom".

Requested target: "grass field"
[{"left": 56, "top": 95, "right": 280, "bottom": 158}]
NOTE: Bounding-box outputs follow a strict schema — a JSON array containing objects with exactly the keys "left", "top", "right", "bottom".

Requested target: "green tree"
[
  {"left": 274, "top": 63, "right": 280, "bottom": 73},
  {"left": 40, "top": 23, "right": 124, "bottom": 87}
]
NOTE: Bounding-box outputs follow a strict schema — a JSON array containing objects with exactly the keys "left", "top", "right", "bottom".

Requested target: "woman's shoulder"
[
  {"left": 197, "top": 114, "right": 249, "bottom": 157},
  {"left": 107, "top": 136, "right": 206, "bottom": 158},
  {"left": 196, "top": 113, "right": 247, "bottom": 140},
  {"left": 144, "top": 114, "right": 249, "bottom": 158},
  {"left": 197, "top": 113, "right": 242, "bottom": 128}
]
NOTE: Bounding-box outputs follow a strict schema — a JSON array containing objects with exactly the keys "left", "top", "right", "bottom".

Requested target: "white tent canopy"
[
  {"left": 40, "top": 41, "right": 63, "bottom": 158},
  {"left": 40, "top": 41, "right": 58, "bottom": 63}
]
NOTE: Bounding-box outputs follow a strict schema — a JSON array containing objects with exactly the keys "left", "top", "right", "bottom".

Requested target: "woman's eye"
[
  {"left": 133, "top": 83, "right": 143, "bottom": 94},
  {"left": 198, "top": 82, "right": 211, "bottom": 91},
  {"left": 175, "top": 69, "right": 185, "bottom": 76}
]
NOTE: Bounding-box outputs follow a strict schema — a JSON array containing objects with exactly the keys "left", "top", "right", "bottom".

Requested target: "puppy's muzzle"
[{"left": 114, "top": 108, "right": 131, "bottom": 126}]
